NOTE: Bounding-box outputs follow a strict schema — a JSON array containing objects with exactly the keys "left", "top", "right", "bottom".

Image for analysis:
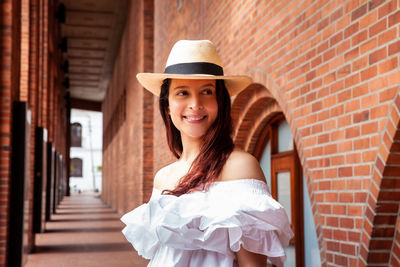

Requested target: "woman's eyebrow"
[
  {"left": 200, "top": 83, "right": 215, "bottom": 88},
  {"left": 173, "top": 86, "right": 189, "bottom": 90}
]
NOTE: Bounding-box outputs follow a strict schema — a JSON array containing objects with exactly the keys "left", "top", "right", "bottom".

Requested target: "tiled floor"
[{"left": 26, "top": 193, "right": 149, "bottom": 267}]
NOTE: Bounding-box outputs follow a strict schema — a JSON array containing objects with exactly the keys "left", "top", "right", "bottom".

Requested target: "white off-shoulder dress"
[{"left": 121, "top": 179, "right": 293, "bottom": 267}]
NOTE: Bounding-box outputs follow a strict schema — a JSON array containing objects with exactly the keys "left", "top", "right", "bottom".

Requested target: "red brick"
[
  {"left": 331, "top": 7, "right": 344, "bottom": 22},
  {"left": 337, "top": 13, "right": 351, "bottom": 31},
  {"left": 388, "top": 69, "right": 400, "bottom": 85},
  {"left": 318, "top": 133, "right": 330, "bottom": 144},
  {"left": 333, "top": 204, "right": 346, "bottom": 215},
  {"left": 378, "top": 0, "right": 397, "bottom": 18},
  {"left": 338, "top": 88, "right": 351, "bottom": 102},
  {"left": 355, "top": 192, "right": 367, "bottom": 202},
  {"left": 311, "top": 55, "right": 322, "bottom": 68},
  {"left": 368, "top": 0, "right": 386, "bottom": 11},
  {"left": 360, "top": 9, "right": 378, "bottom": 29},
  {"left": 369, "top": 47, "right": 387, "bottom": 64},
  {"left": 360, "top": 38, "right": 377, "bottom": 54},
  {"left": 379, "top": 57, "right": 398, "bottom": 74},
  {"left": 355, "top": 165, "right": 371, "bottom": 176},
  {"left": 346, "top": 126, "right": 361, "bottom": 138},
  {"left": 352, "top": 56, "right": 368, "bottom": 71},
  {"left": 370, "top": 105, "right": 389, "bottom": 120},
  {"left": 361, "top": 65, "right": 377, "bottom": 81},
  {"left": 327, "top": 216, "right": 339, "bottom": 227},
  {"left": 338, "top": 115, "right": 352, "bottom": 127},
  {"left": 352, "top": 4, "right": 367, "bottom": 21},
  {"left": 389, "top": 10, "right": 400, "bottom": 27},
  {"left": 346, "top": 99, "right": 361, "bottom": 112},
  {"left": 354, "top": 137, "right": 370, "bottom": 149},
  {"left": 388, "top": 40, "right": 400, "bottom": 56},
  {"left": 361, "top": 122, "right": 378, "bottom": 135},
  {"left": 337, "top": 39, "right": 351, "bottom": 54},
  {"left": 352, "top": 30, "right": 368, "bottom": 47},
  {"left": 331, "top": 80, "right": 344, "bottom": 93},
  {"left": 353, "top": 110, "right": 369, "bottom": 123},
  {"left": 369, "top": 18, "right": 387, "bottom": 37},
  {"left": 345, "top": 47, "right": 359, "bottom": 62},
  {"left": 363, "top": 150, "right": 377, "bottom": 161},
  {"left": 330, "top": 32, "right": 343, "bottom": 47},
  {"left": 347, "top": 179, "right": 362, "bottom": 190},
  {"left": 378, "top": 27, "right": 397, "bottom": 45},
  {"left": 344, "top": 22, "right": 360, "bottom": 38},
  {"left": 361, "top": 95, "right": 379, "bottom": 109},
  {"left": 323, "top": 48, "right": 336, "bottom": 62},
  {"left": 333, "top": 229, "right": 347, "bottom": 241},
  {"left": 370, "top": 76, "right": 389, "bottom": 91},
  {"left": 345, "top": 73, "right": 360, "bottom": 87},
  {"left": 339, "top": 167, "right": 353, "bottom": 177},
  {"left": 327, "top": 240, "right": 340, "bottom": 252},
  {"left": 346, "top": 152, "right": 361, "bottom": 164}
]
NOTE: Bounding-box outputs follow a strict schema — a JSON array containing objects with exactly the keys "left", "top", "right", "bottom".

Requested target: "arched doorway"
[{"left": 232, "top": 84, "right": 321, "bottom": 266}]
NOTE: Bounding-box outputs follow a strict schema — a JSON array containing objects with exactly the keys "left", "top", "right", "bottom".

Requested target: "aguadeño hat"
[{"left": 136, "top": 40, "right": 252, "bottom": 96}]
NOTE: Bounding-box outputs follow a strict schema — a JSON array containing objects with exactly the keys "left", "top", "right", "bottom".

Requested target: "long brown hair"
[{"left": 159, "top": 79, "right": 234, "bottom": 196}]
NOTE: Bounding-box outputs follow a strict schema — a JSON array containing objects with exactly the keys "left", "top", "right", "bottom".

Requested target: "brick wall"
[
  {"left": 102, "top": 0, "right": 400, "bottom": 265},
  {"left": 27, "top": 0, "right": 67, "bottom": 255},
  {"left": 153, "top": 0, "right": 400, "bottom": 266},
  {"left": 102, "top": 0, "right": 155, "bottom": 213},
  {"left": 0, "top": 0, "right": 21, "bottom": 263},
  {"left": 27, "top": 0, "right": 39, "bottom": 252},
  {"left": 19, "top": 0, "right": 67, "bottom": 257},
  {"left": 0, "top": 0, "right": 67, "bottom": 264}
]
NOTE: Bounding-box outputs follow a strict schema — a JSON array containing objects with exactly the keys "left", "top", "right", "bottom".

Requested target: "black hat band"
[{"left": 164, "top": 62, "right": 224, "bottom": 76}]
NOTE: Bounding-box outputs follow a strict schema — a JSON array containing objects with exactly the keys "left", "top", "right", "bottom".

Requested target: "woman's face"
[{"left": 168, "top": 79, "right": 218, "bottom": 140}]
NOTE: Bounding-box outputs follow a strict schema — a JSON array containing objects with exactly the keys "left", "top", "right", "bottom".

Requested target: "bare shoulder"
[
  {"left": 219, "top": 149, "right": 266, "bottom": 182},
  {"left": 153, "top": 163, "right": 174, "bottom": 190}
]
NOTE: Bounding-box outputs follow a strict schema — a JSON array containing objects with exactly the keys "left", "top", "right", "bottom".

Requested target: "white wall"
[{"left": 70, "top": 109, "right": 103, "bottom": 192}]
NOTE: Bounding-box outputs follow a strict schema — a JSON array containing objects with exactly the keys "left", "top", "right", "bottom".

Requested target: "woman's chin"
[{"left": 181, "top": 131, "right": 207, "bottom": 140}]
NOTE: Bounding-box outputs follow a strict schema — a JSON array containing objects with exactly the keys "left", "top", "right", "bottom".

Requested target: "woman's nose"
[{"left": 188, "top": 95, "right": 203, "bottom": 110}]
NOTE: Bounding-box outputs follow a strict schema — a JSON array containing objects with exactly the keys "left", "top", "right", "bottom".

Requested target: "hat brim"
[{"left": 137, "top": 73, "right": 252, "bottom": 96}]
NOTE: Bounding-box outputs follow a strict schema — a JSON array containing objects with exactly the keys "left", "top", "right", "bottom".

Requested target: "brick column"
[{"left": 0, "top": 0, "right": 21, "bottom": 264}]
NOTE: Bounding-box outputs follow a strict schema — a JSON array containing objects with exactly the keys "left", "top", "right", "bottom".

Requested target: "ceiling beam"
[{"left": 70, "top": 97, "right": 101, "bottom": 112}]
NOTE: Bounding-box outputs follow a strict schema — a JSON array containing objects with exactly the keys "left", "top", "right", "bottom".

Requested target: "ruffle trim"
[{"left": 121, "top": 179, "right": 293, "bottom": 266}]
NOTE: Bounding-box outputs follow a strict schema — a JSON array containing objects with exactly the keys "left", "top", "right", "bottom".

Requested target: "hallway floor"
[{"left": 26, "top": 193, "right": 148, "bottom": 267}]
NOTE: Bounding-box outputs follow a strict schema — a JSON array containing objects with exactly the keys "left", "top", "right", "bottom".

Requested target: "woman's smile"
[{"left": 183, "top": 114, "right": 207, "bottom": 123}]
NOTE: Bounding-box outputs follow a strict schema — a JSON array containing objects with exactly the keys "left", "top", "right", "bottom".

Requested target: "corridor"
[{"left": 25, "top": 194, "right": 148, "bottom": 267}]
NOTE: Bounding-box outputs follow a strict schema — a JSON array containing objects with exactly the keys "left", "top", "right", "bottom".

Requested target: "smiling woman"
[
  {"left": 121, "top": 40, "right": 293, "bottom": 267},
  {"left": 168, "top": 79, "right": 218, "bottom": 139}
]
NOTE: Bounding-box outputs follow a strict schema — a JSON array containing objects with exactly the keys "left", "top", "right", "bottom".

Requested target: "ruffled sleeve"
[
  {"left": 121, "top": 179, "right": 293, "bottom": 266},
  {"left": 120, "top": 188, "right": 162, "bottom": 259}
]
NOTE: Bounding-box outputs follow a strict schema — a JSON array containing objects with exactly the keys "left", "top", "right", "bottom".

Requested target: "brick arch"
[
  {"left": 232, "top": 80, "right": 327, "bottom": 264},
  {"left": 231, "top": 83, "right": 272, "bottom": 128},
  {"left": 243, "top": 100, "right": 282, "bottom": 154},
  {"left": 234, "top": 97, "right": 281, "bottom": 152},
  {"left": 359, "top": 94, "right": 400, "bottom": 266}
]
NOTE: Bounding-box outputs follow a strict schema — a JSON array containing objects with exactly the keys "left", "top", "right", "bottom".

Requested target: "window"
[
  {"left": 70, "top": 158, "right": 83, "bottom": 177},
  {"left": 71, "top": 122, "right": 82, "bottom": 147},
  {"left": 258, "top": 114, "right": 304, "bottom": 266}
]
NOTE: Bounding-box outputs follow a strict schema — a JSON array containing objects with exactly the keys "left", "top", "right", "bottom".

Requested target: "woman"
[{"left": 121, "top": 40, "right": 293, "bottom": 267}]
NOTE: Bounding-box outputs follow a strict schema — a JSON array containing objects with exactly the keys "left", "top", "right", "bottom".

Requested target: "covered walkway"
[{"left": 25, "top": 194, "right": 148, "bottom": 267}]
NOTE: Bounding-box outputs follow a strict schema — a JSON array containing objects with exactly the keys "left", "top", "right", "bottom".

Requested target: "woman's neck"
[{"left": 179, "top": 134, "right": 203, "bottom": 164}]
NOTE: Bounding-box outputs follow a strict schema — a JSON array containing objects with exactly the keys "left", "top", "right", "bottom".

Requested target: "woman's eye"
[
  {"left": 176, "top": 91, "right": 188, "bottom": 96},
  {"left": 202, "top": 89, "right": 214, "bottom": 95}
]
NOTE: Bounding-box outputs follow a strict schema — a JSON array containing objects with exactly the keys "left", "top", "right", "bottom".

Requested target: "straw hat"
[{"left": 136, "top": 40, "right": 252, "bottom": 96}]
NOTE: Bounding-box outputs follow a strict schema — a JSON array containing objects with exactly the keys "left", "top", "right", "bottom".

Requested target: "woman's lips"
[{"left": 183, "top": 115, "right": 207, "bottom": 123}]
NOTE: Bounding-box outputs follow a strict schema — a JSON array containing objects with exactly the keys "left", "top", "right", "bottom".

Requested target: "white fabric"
[{"left": 121, "top": 179, "right": 293, "bottom": 267}]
